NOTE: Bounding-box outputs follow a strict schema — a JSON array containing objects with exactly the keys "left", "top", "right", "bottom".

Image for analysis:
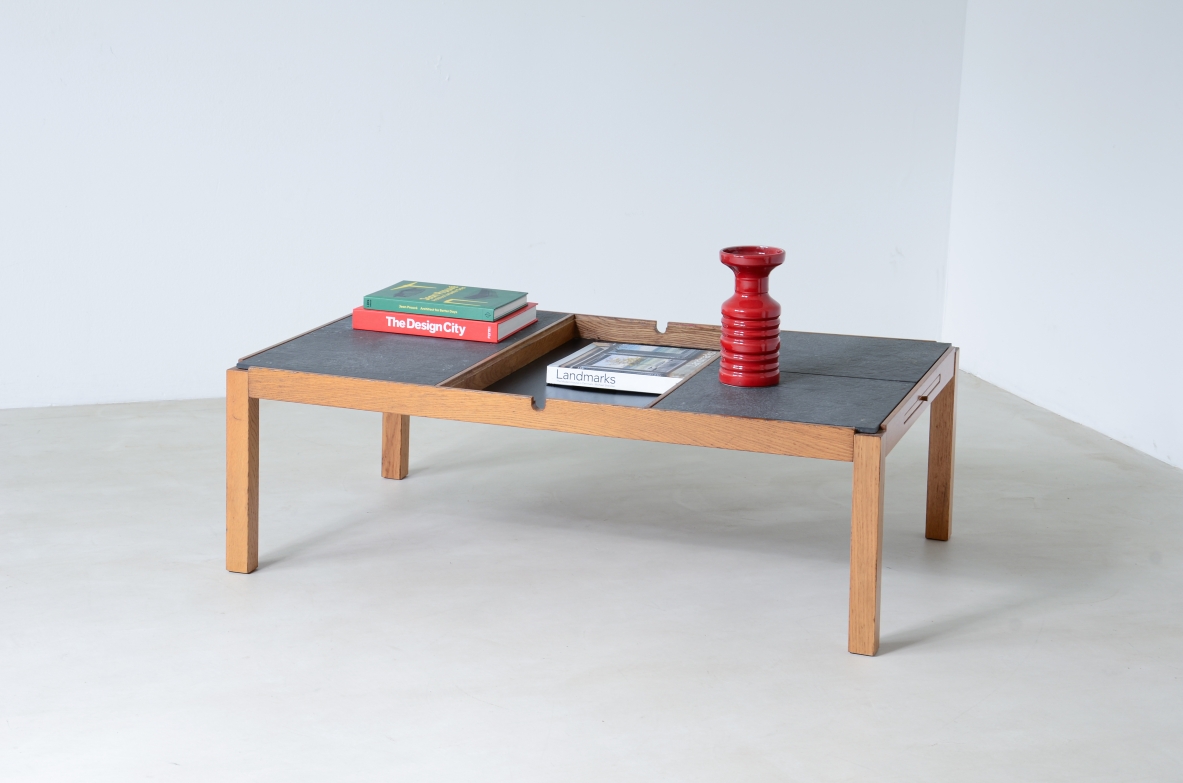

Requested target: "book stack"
[{"left": 352, "top": 281, "right": 537, "bottom": 343}]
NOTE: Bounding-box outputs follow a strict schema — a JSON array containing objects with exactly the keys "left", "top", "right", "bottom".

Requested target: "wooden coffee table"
[{"left": 227, "top": 312, "right": 957, "bottom": 656}]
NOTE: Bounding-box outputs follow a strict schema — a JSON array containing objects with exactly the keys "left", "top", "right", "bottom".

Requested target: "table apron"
[{"left": 247, "top": 367, "right": 855, "bottom": 461}]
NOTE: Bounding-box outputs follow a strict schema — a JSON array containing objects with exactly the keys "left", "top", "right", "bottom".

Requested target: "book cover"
[
  {"left": 363, "top": 281, "right": 528, "bottom": 321},
  {"left": 546, "top": 342, "right": 719, "bottom": 395},
  {"left": 351, "top": 304, "right": 538, "bottom": 343}
]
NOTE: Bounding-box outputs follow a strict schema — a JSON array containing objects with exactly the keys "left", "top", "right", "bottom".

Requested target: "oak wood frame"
[
  {"left": 925, "top": 350, "right": 958, "bottom": 541},
  {"left": 226, "top": 368, "right": 258, "bottom": 574},
  {"left": 381, "top": 413, "right": 410, "bottom": 480},
  {"left": 226, "top": 314, "right": 958, "bottom": 655},
  {"left": 850, "top": 432, "right": 885, "bottom": 655}
]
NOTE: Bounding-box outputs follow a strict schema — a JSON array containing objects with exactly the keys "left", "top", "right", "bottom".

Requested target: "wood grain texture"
[
  {"left": 248, "top": 368, "right": 854, "bottom": 461},
  {"left": 381, "top": 413, "right": 410, "bottom": 480},
  {"left": 880, "top": 346, "right": 958, "bottom": 455},
  {"left": 439, "top": 315, "right": 578, "bottom": 390},
  {"left": 226, "top": 368, "right": 259, "bottom": 574},
  {"left": 849, "top": 433, "right": 885, "bottom": 656},
  {"left": 574, "top": 314, "right": 721, "bottom": 350},
  {"left": 925, "top": 353, "right": 958, "bottom": 541}
]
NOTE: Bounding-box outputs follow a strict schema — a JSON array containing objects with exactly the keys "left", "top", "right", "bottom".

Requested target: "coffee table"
[{"left": 228, "top": 311, "right": 957, "bottom": 656}]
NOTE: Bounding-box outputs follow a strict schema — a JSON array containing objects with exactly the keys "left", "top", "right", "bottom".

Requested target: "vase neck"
[{"left": 728, "top": 265, "right": 772, "bottom": 295}]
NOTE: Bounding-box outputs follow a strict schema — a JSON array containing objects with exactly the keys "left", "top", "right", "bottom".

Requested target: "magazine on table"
[{"left": 545, "top": 342, "right": 719, "bottom": 395}]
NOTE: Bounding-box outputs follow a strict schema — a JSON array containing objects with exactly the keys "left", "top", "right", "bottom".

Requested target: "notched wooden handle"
[
  {"left": 574, "top": 314, "right": 722, "bottom": 350},
  {"left": 917, "top": 374, "right": 942, "bottom": 402}
]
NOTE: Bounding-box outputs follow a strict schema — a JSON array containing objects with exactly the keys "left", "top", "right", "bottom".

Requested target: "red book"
[{"left": 351, "top": 303, "right": 538, "bottom": 343}]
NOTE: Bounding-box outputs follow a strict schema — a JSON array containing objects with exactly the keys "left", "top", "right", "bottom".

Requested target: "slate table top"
[{"left": 237, "top": 311, "right": 951, "bottom": 434}]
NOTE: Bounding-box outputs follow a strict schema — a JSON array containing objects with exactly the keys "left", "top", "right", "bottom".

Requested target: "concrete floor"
[{"left": 1, "top": 373, "right": 1181, "bottom": 781}]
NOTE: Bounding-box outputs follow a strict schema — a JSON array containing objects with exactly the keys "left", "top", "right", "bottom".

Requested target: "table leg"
[
  {"left": 382, "top": 413, "right": 410, "bottom": 480},
  {"left": 226, "top": 369, "right": 259, "bottom": 574},
  {"left": 849, "top": 432, "right": 885, "bottom": 656},
  {"left": 925, "top": 357, "right": 958, "bottom": 541}
]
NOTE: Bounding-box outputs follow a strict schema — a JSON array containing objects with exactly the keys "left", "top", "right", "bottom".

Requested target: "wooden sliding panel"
[
  {"left": 925, "top": 352, "right": 958, "bottom": 541},
  {"left": 574, "top": 314, "right": 721, "bottom": 350},
  {"left": 880, "top": 346, "right": 958, "bottom": 456},
  {"left": 382, "top": 413, "right": 410, "bottom": 480},
  {"left": 247, "top": 368, "right": 855, "bottom": 462},
  {"left": 440, "top": 315, "right": 578, "bottom": 390},
  {"left": 226, "top": 368, "right": 259, "bottom": 574},
  {"left": 849, "top": 433, "right": 885, "bottom": 656}
]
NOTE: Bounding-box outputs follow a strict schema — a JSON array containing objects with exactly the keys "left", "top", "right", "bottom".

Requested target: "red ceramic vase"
[{"left": 719, "top": 245, "right": 784, "bottom": 387}]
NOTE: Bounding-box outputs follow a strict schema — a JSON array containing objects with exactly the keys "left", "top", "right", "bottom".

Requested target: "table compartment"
[
  {"left": 484, "top": 336, "right": 670, "bottom": 409},
  {"left": 469, "top": 314, "right": 725, "bottom": 409}
]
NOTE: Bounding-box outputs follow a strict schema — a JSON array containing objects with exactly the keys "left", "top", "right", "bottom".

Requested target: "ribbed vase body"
[{"left": 719, "top": 246, "right": 784, "bottom": 387}]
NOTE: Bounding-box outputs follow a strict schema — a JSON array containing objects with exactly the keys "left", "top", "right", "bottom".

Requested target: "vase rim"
[{"left": 721, "top": 245, "right": 785, "bottom": 267}]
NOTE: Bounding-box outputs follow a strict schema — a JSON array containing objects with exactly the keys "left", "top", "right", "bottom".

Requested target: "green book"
[{"left": 363, "top": 281, "right": 529, "bottom": 322}]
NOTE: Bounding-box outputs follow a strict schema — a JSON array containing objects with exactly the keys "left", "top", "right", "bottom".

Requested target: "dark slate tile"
[
  {"left": 655, "top": 359, "right": 915, "bottom": 432},
  {"left": 237, "top": 310, "right": 571, "bottom": 387},
  {"left": 779, "top": 331, "right": 950, "bottom": 383}
]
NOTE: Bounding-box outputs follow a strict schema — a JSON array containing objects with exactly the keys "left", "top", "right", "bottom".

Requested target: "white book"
[{"left": 546, "top": 342, "right": 719, "bottom": 395}]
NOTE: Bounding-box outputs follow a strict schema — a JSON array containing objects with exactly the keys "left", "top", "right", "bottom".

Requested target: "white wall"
[
  {"left": 0, "top": 2, "right": 967, "bottom": 408},
  {"left": 944, "top": 1, "right": 1183, "bottom": 467}
]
